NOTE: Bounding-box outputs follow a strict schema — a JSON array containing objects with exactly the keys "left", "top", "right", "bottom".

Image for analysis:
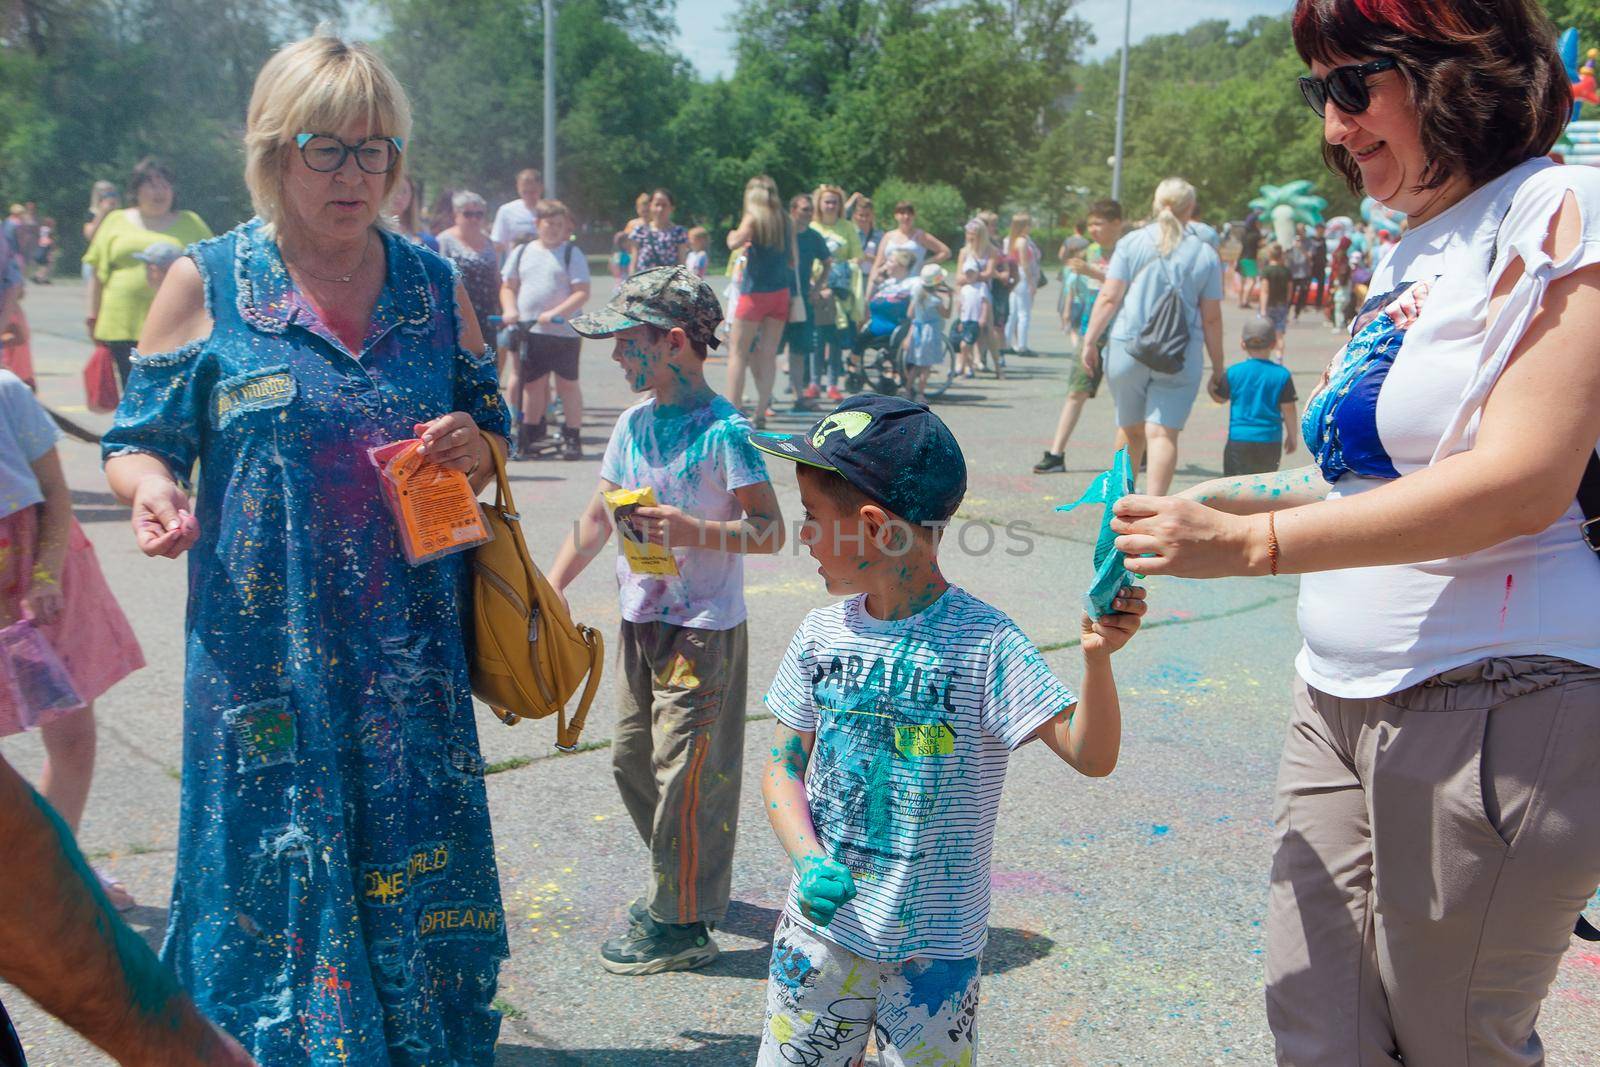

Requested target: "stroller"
[{"left": 846, "top": 282, "right": 959, "bottom": 400}]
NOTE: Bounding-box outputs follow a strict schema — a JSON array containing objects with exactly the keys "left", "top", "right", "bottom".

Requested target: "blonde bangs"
[{"left": 245, "top": 34, "right": 413, "bottom": 236}]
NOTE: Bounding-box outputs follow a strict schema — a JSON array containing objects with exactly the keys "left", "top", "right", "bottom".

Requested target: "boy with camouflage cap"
[{"left": 550, "top": 266, "right": 787, "bottom": 973}]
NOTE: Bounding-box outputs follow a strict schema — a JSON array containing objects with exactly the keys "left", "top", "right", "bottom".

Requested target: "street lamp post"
[
  {"left": 543, "top": 0, "right": 557, "bottom": 197},
  {"left": 1111, "top": 0, "right": 1131, "bottom": 201}
]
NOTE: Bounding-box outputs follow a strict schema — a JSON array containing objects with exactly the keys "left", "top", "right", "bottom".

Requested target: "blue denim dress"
[{"left": 102, "top": 220, "right": 511, "bottom": 1065}]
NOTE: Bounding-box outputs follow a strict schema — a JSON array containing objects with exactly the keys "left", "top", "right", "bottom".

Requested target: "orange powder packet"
[{"left": 368, "top": 439, "right": 492, "bottom": 565}]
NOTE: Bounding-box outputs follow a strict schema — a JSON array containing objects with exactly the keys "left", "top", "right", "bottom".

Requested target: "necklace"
[{"left": 286, "top": 231, "right": 372, "bottom": 284}]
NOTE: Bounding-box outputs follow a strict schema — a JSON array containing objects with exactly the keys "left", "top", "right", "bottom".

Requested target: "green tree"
[
  {"left": 0, "top": 0, "right": 335, "bottom": 267},
  {"left": 375, "top": 0, "right": 694, "bottom": 226},
  {"left": 1546, "top": 0, "right": 1600, "bottom": 50},
  {"left": 1025, "top": 17, "right": 1357, "bottom": 228},
  {"left": 871, "top": 177, "right": 966, "bottom": 246},
  {"left": 728, "top": 0, "right": 1089, "bottom": 209}
]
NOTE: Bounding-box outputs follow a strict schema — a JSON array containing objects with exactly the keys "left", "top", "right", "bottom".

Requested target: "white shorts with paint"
[{"left": 758, "top": 915, "right": 981, "bottom": 1067}]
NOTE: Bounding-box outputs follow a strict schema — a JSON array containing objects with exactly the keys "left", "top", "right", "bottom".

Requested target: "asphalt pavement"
[{"left": 5, "top": 270, "right": 1599, "bottom": 1065}]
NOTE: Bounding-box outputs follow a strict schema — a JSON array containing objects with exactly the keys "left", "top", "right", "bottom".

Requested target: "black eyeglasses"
[
  {"left": 461, "top": 210, "right": 486, "bottom": 218},
  {"left": 1298, "top": 58, "right": 1397, "bottom": 117},
  {"left": 295, "top": 133, "right": 405, "bottom": 174}
]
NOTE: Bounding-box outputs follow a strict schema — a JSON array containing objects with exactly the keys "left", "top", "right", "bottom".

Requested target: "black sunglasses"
[{"left": 1298, "top": 58, "right": 1397, "bottom": 117}]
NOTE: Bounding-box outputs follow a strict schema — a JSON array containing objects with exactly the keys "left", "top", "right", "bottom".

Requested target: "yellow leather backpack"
[{"left": 470, "top": 441, "right": 603, "bottom": 749}]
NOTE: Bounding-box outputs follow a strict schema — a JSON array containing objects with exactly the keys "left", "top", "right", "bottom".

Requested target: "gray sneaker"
[{"left": 600, "top": 912, "right": 719, "bottom": 975}]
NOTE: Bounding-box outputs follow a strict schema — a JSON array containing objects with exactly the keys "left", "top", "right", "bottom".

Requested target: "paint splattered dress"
[{"left": 101, "top": 220, "right": 511, "bottom": 1065}]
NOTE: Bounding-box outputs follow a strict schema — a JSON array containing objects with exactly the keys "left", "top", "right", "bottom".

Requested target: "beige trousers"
[
  {"left": 1267, "top": 657, "right": 1600, "bottom": 1066},
  {"left": 613, "top": 620, "right": 747, "bottom": 927}
]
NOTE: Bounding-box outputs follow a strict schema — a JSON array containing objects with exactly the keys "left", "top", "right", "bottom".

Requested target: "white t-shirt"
[
  {"left": 501, "top": 240, "right": 590, "bottom": 338},
  {"left": 490, "top": 199, "right": 538, "bottom": 247},
  {"left": 686, "top": 248, "right": 709, "bottom": 278},
  {"left": 766, "top": 587, "right": 1075, "bottom": 961},
  {"left": 1297, "top": 158, "right": 1600, "bottom": 697},
  {"left": 598, "top": 396, "right": 770, "bottom": 630},
  {"left": 957, "top": 280, "right": 989, "bottom": 322},
  {"left": 880, "top": 229, "right": 928, "bottom": 274}
]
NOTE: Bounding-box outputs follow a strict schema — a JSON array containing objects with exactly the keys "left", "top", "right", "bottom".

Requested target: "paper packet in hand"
[
  {"left": 368, "top": 439, "right": 493, "bottom": 566},
  {"left": 1055, "top": 448, "right": 1138, "bottom": 618},
  {"left": 0, "top": 620, "right": 84, "bottom": 730},
  {"left": 603, "top": 487, "right": 680, "bottom": 576}
]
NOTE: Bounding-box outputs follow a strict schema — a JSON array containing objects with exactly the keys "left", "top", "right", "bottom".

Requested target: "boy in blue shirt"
[
  {"left": 1219, "top": 316, "right": 1299, "bottom": 476},
  {"left": 747, "top": 396, "right": 1146, "bottom": 1065}
]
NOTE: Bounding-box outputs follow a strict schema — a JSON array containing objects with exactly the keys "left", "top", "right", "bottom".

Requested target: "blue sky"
[{"left": 672, "top": 0, "right": 1293, "bottom": 80}]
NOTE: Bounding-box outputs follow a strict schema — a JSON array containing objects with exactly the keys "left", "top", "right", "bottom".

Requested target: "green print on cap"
[{"left": 810, "top": 410, "right": 873, "bottom": 449}]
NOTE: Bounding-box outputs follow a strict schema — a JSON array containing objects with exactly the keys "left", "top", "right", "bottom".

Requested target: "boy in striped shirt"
[{"left": 748, "top": 396, "right": 1145, "bottom": 1065}]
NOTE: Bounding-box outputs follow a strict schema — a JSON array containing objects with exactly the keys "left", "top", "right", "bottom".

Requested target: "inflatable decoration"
[
  {"left": 1249, "top": 181, "right": 1328, "bottom": 250},
  {"left": 1577, "top": 51, "right": 1599, "bottom": 111},
  {"left": 1360, "top": 196, "right": 1404, "bottom": 240},
  {"left": 1323, "top": 215, "right": 1354, "bottom": 258},
  {"left": 1559, "top": 28, "right": 1600, "bottom": 166}
]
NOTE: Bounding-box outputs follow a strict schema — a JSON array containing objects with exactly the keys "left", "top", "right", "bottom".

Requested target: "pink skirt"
[
  {"left": 0, "top": 506, "right": 144, "bottom": 734},
  {"left": 0, "top": 307, "right": 34, "bottom": 385}
]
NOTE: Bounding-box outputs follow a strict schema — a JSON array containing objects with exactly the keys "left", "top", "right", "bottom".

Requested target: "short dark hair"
[
  {"left": 797, "top": 464, "right": 874, "bottom": 515},
  {"left": 644, "top": 323, "right": 707, "bottom": 359},
  {"left": 797, "top": 465, "right": 936, "bottom": 542},
  {"left": 1087, "top": 198, "right": 1122, "bottom": 221},
  {"left": 1291, "top": 0, "right": 1568, "bottom": 194},
  {"left": 130, "top": 156, "right": 175, "bottom": 196}
]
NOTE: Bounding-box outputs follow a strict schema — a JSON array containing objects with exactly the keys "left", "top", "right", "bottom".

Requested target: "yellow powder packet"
[{"left": 603, "top": 487, "right": 681, "bottom": 576}]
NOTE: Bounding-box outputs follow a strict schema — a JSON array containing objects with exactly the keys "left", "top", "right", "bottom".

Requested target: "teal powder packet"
[{"left": 1054, "top": 448, "right": 1138, "bottom": 618}]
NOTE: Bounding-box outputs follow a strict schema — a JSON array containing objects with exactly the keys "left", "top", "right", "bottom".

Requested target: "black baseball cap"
[{"left": 749, "top": 395, "right": 967, "bottom": 525}]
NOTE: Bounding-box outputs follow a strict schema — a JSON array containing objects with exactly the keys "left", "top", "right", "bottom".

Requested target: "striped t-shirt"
[{"left": 765, "top": 586, "right": 1076, "bottom": 961}]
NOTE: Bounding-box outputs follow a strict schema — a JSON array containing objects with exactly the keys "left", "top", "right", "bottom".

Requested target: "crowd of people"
[{"left": 4, "top": 0, "right": 1600, "bottom": 1063}]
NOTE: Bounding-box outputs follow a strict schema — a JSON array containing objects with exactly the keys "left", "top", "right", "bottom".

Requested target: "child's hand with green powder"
[
  {"left": 761, "top": 725, "right": 858, "bottom": 927},
  {"left": 794, "top": 854, "right": 857, "bottom": 926}
]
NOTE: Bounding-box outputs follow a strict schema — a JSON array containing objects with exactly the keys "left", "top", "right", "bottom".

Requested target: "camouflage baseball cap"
[{"left": 569, "top": 265, "right": 723, "bottom": 350}]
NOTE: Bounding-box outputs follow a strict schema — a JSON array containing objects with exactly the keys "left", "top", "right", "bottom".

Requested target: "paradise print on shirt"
[
  {"left": 766, "top": 588, "right": 1076, "bottom": 960},
  {"left": 806, "top": 633, "right": 966, "bottom": 888}
]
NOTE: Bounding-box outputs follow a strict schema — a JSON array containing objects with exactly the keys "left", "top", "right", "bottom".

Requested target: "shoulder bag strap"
[
  {"left": 557, "top": 627, "right": 606, "bottom": 751},
  {"left": 1579, "top": 452, "right": 1600, "bottom": 559},
  {"left": 486, "top": 432, "right": 517, "bottom": 519}
]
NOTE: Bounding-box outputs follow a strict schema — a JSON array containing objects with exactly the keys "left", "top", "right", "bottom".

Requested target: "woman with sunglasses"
[
  {"left": 100, "top": 33, "right": 510, "bottom": 1064},
  {"left": 437, "top": 189, "right": 501, "bottom": 342},
  {"left": 1109, "top": 1, "right": 1600, "bottom": 1062}
]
